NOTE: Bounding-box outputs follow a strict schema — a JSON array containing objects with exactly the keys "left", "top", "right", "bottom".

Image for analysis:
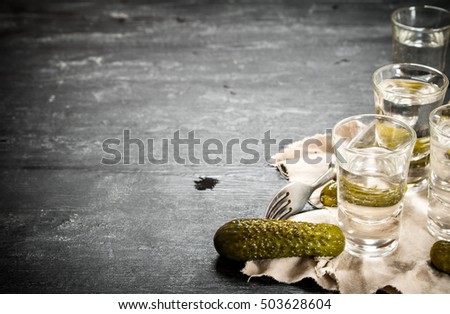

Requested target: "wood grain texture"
[{"left": 0, "top": 0, "right": 449, "bottom": 293}]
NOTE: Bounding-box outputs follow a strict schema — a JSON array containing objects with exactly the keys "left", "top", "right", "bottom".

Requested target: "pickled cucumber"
[
  {"left": 410, "top": 155, "right": 429, "bottom": 169},
  {"left": 319, "top": 176, "right": 405, "bottom": 208},
  {"left": 430, "top": 240, "right": 450, "bottom": 275},
  {"left": 213, "top": 218, "right": 345, "bottom": 261},
  {"left": 376, "top": 121, "right": 412, "bottom": 149},
  {"left": 320, "top": 181, "right": 338, "bottom": 207},
  {"left": 340, "top": 175, "right": 404, "bottom": 207},
  {"left": 375, "top": 120, "right": 427, "bottom": 154},
  {"left": 412, "top": 137, "right": 430, "bottom": 156}
]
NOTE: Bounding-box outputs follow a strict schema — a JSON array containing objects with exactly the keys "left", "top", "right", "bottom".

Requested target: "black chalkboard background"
[{"left": 0, "top": 0, "right": 449, "bottom": 293}]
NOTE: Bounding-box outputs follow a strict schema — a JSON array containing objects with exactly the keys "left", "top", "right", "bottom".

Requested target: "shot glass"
[
  {"left": 428, "top": 104, "right": 450, "bottom": 240},
  {"left": 372, "top": 63, "right": 448, "bottom": 191},
  {"left": 333, "top": 114, "right": 416, "bottom": 257},
  {"left": 391, "top": 6, "right": 450, "bottom": 71}
]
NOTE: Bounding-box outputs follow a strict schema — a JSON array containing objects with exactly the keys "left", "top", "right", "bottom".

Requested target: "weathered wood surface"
[{"left": 1, "top": 0, "right": 449, "bottom": 293}]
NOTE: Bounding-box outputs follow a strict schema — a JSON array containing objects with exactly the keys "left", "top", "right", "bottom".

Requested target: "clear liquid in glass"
[
  {"left": 337, "top": 148, "right": 407, "bottom": 257},
  {"left": 392, "top": 28, "right": 448, "bottom": 71},
  {"left": 374, "top": 79, "right": 444, "bottom": 188},
  {"left": 428, "top": 120, "right": 450, "bottom": 240}
]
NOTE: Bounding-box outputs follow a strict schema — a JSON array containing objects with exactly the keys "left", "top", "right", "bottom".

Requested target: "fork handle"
[{"left": 311, "top": 163, "right": 336, "bottom": 189}]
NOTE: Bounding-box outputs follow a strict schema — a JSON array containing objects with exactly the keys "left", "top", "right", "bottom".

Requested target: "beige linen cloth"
[{"left": 242, "top": 133, "right": 450, "bottom": 293}]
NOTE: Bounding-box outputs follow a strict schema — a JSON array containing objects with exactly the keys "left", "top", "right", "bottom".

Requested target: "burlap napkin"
[{"left": 242, "top": 133, "right": 450, "bottom": 293}]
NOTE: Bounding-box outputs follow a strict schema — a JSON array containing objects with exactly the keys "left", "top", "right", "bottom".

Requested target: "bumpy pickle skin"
[
  {"left": 213, "top": 218, "right": 345, "bottom": 261},
  {"left": 430, "top": 240, "right": 450, "bottom": 275}
]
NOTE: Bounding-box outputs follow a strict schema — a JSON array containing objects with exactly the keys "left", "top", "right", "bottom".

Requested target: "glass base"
[
  {"left": 345, "top": 238, "right": 398, "bottom": 258},
  {"left": 407, "top": 178, "right": 428, "bottom": 193},
  {"left": 427, "top": 219, "right": 450, "bottom": 241}
]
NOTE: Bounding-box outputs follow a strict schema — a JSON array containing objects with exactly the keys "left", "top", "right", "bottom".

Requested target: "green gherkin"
[
  {"left": 214, "top": 218, "right": 345, "bottom": 261},
  {"left": 430, "top": 240, "right": 450, "bottom": 275},
  {"left": 320, "top": 181, "right": 338, "bottom": 207}
]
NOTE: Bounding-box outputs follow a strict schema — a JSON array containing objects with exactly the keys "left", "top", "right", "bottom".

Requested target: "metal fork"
[{"left": 265, "top": 162, "right": 336, "bottom": 220}]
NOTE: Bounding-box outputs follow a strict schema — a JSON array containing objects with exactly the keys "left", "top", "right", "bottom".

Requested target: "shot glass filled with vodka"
[
  {"left": 372, "top": 63, "right": 448, "bottom": 192},
  {"left": 391, "top": 6, "right": 450, "bottom": 71},
  {"left": 428, "top": 104, "right": 450, "bottom": 240}
]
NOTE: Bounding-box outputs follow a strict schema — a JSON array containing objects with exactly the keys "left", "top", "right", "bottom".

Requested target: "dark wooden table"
[{"left": 1, "top": 0, "right": 449, "bottom": 294}]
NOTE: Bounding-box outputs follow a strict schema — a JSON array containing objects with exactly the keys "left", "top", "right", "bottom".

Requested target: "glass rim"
[
  {"left": 430, "top": 103, "right": 450, "bottom": 139},
  {"left": 391, "top": 5, "right": 450, "bottom": 32},
  {"left": 372, "top": 63, "right": 449, "bottom": 99},
  {"left": 332, "top": 113, "right": 417, "bottom": 158}
]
